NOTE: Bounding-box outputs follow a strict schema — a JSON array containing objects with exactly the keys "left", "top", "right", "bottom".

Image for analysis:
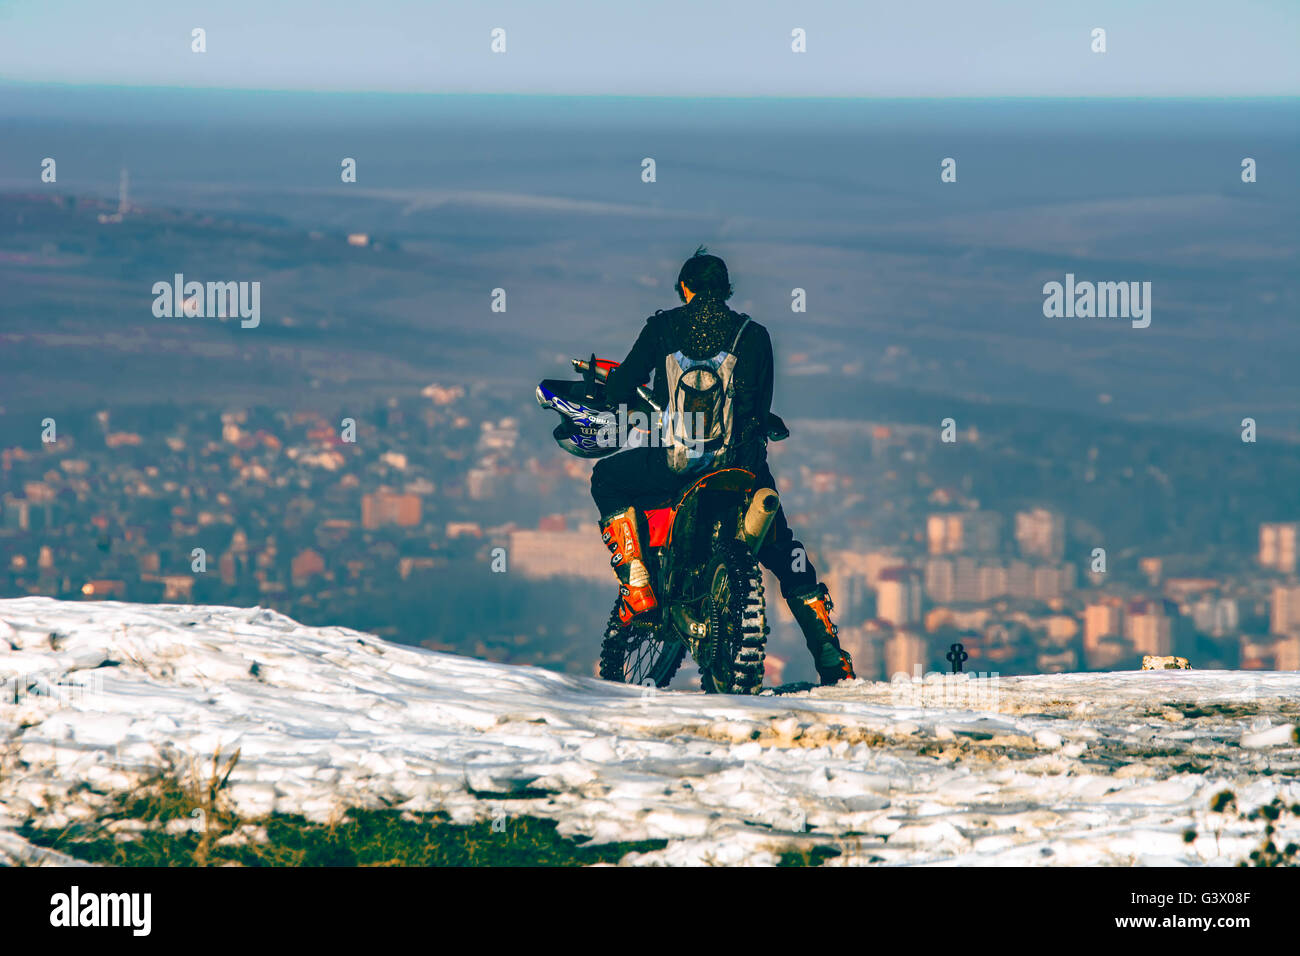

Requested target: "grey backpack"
[{"left": 662, "top": 316, "right": 750, "bottom": 474}]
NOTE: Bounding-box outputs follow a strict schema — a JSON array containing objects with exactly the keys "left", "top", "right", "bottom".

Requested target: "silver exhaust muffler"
[{"left": 742, "top": 488, "right": 780, "bottom": 550}]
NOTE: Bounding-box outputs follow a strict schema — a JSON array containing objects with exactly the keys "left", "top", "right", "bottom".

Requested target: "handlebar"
[{"left": 572, "top": 356, "right": 615, "bottom": 382}]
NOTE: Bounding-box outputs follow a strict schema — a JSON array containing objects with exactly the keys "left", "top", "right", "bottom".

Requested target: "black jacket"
[{"left": 606, "top": 295, "right": 774, "bottom": 471}]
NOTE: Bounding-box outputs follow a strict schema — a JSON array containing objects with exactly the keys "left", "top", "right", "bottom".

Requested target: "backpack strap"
[{"left": 729, "top": 315, "right": 751, "bottom": 353}]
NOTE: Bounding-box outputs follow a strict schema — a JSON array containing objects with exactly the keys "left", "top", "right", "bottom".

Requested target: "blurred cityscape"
[{"left": 4, "top": 376, "right": 1299, "bottom": 685}]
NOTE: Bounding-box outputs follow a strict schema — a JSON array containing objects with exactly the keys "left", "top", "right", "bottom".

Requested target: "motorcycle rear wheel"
[{"left": 700, "top": 541, "right": 768, "bottom": 695}]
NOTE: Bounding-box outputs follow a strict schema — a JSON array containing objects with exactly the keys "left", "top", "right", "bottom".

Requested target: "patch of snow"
[
  {"left": 2, "top": 597, "right": 1298, "bottom": 866},
  {"left": 1239, "top": 723, "right": 1296, "bottom": 748}
]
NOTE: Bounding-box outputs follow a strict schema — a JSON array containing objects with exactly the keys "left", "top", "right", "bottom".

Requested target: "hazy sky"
[{"left": 1, "top": 0, "right": 1297, "bottom": 97}]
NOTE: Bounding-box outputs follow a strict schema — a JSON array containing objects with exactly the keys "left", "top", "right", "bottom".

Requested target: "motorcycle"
[{"left": 536, "top": 356, "right": 788, "bottom": 694}]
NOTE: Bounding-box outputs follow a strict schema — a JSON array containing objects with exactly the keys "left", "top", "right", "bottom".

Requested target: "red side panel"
[{"left": 645, "top": 507, "right": 673, "bottom": 548}]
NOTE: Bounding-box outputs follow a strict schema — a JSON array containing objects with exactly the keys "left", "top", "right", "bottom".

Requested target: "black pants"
[{"left": 590, "top": 446, "right": 819, "bottom": 600}]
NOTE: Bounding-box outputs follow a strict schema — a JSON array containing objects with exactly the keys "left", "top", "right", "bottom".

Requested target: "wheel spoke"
[{"left": 626, "top": 632, "right": 667, "bottom": 685}]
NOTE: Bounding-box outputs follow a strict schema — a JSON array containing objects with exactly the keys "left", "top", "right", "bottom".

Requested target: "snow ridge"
[{"left": 2, "top": 597, "right": 1297, "bottom": 866}]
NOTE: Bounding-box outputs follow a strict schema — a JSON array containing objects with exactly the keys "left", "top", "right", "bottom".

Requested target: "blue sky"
[{"left": 0, "top": 0, "right": 1297, "bottom": 97}]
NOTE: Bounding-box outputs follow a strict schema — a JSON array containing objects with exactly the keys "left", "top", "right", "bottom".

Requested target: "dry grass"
[{"left": 19, "top": 750, "right": 664, "bottom": 867}]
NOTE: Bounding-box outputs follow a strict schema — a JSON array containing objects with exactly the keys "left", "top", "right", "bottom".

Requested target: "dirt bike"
[{"left": 536, "top": 356, "right": 788, "bottom": 694}]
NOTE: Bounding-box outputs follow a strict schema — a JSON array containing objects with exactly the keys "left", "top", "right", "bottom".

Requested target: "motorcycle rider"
[{"left": 590, "top": 247, "right": 855, "bottom": 685}]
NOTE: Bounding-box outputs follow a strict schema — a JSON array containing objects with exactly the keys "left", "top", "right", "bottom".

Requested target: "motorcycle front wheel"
[{"left": 598, "top": 601, "right": 686, "bottom": 689}]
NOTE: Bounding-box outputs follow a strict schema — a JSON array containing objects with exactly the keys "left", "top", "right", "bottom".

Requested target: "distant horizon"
[{"left": 4, "top": 83, "right": 1295, "bottom": 135}]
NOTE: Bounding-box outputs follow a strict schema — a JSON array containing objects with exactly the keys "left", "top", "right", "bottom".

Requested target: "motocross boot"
[
  {"left": 600, "top": 507, "right": 658, "bottom": 625},
  {"left": 787, "top": 583, "right": 856, "bottom": 685}
]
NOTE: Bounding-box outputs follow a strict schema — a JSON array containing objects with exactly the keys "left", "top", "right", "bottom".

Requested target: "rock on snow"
[{"left": 1, "top": 597, "right": 1298, "bottom": 866}]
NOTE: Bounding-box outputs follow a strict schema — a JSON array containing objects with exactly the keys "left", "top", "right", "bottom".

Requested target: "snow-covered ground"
[{"left": 1, "top": 597, "right": 1297, "bottom": 866}]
